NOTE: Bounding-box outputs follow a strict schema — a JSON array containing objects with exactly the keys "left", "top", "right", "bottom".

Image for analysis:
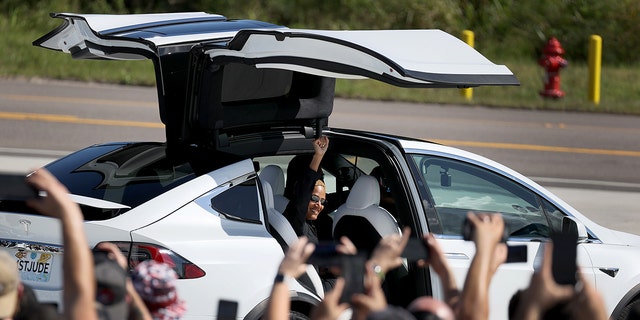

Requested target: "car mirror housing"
[{"left": 562, "top": 216, "right": 588, "bottom": 242}]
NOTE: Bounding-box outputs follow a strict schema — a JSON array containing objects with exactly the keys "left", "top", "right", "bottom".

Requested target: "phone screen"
[
  {"left": 551, "top": 232, "right": 578, "bottom": 285},
  {"left": 505, "top": 245, "right": 528, "bottom": 263},
  {"left": 0, "top": 173, "right": 38, "bottom": 201},
  {"left": 217, "top": 299, "right": 238, "bottom": 320}
]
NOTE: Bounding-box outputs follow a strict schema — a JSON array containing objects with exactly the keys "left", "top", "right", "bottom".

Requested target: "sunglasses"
[{"left": 310, "top": 194, "right": 327, "bottom": 205}]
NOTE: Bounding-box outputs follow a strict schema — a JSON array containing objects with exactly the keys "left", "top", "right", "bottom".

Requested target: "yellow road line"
[
  {"left": 1, "top": 111, "right": 637, "bottom": 157},
  {"left": 0, "top": 94, "right": 155, "bottom": 108},
  {"left": 432, "top": 139, "right": 640, "bottom": 158},
  {"left": 0, "top": 111, "right": 163, "bottom": 128}
]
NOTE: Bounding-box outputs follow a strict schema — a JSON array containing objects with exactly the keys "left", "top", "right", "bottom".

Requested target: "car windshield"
[{"left": 45, "top": 143, "right": 196, "bottom": 220}]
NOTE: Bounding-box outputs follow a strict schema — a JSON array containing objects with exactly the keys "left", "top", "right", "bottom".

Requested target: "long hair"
[{"left": 283, "top": 154, "right": 324, "bottom": 199}]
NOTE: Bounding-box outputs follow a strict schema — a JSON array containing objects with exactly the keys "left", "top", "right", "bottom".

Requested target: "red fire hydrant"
[{"left": 539, "top": 37, "right": 568, "bottom": 99}]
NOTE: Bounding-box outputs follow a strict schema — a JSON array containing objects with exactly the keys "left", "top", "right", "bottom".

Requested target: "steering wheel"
[{"left": 510, "top": 223, "right": 549, "bottom": 238}]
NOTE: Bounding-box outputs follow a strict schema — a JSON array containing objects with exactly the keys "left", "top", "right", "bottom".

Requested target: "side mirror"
[{"left": 561, "top": 216, "right": 588, "bottom": 242}]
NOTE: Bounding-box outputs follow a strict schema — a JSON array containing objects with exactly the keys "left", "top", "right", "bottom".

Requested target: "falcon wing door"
[
  {"left": 208, "top": 29, "right": 519, "bottom": 88},
  {"left": 177, "top": 28, "right": 518, "bottom": 158},
  {"left": 33, "top": 13, "right": 519, "bottom": 165}
]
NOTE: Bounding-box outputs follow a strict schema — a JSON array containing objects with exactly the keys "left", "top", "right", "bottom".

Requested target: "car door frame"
[{"left": 401, "top": 146, "right": 592, "bottom": 320}]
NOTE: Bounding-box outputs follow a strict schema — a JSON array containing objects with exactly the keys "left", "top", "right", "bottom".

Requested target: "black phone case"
[
  {"left": 505, "top": 245, "right": 528, "bottom": 263},
  {"left": 339, "top": 254, "right": 366, "bottom": 304},
  {"left": 0, "top": 173, "right": 38, "bottom": 201},
  {"left": 551, "top": 232, "right": 578, "bottom": 285}
]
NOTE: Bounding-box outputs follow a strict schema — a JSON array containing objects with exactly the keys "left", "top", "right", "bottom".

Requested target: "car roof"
[{"left": 34, "top": 12, "right": 519, "bottom": 163}]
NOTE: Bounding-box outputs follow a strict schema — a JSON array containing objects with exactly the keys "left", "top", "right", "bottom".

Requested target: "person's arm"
[
  {"left": 95, "top": 242, "right": 152, "bottom": 320},
  {"left": 368, "top": 227, "right": 411, "bottom": 275},
  {"left": 335, "top": 236, "right": 357, "bottom": 255},
  {"left": 421, "top": 233, "right": 460, "bottom": 309},
  {"left": 266, "top": 237, "right": 315, "bottom": 320},
  {"left": 515, "top": 243, "right": 574, "bottom": 320},
  {"left": 27, "top": 169, "right": 98, "bottom": 320},
  {"left": 350, "top": 262, "right": 388, "bottom": 320},
  {"left": 310, "top": 278, "right": 349, "bottom": 320},
  {"left": 457, "top": 212, "right": 506, "bottom": 320},
  {"left": 568, "top": 273, "right": 608, "bottom": 320},
  {"left": 309, "top": 136, "right": 329, "bottom": 172},
  {"left": 283, "top": 137, "right": 328, "bottom": 235}
]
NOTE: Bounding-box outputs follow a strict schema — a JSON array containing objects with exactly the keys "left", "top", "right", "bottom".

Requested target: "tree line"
[{"left": 3, "top": 0, "right": 638, "bottom": 65}]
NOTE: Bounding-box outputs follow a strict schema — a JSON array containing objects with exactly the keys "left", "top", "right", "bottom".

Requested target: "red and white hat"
[{"left": 131, "top": 260, "right": 187, "bottom": 320}]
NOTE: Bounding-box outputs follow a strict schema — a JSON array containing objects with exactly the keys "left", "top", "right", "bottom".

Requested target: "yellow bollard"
[
  {"left": 460, "top": 30, "right": 474, "bottom": 100},
  {"left": 588, "top": 35, "right": 602, "bottom": 105}
]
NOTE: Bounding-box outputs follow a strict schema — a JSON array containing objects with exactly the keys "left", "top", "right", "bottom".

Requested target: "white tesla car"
[{"left": 0, "top": 12, "right": 639, "bottom": 319}]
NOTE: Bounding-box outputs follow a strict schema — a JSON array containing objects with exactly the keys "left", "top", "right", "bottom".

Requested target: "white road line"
[
  {"left": 0, "top": 156, "right": 58, "bottom": 173},
  {"left": 532, "top": 176, "right": 640, "bottom": 190}
]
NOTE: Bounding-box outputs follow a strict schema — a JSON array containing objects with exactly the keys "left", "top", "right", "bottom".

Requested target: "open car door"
[{"left": 34, "top": 13, "right": 518, "bottom": 162}]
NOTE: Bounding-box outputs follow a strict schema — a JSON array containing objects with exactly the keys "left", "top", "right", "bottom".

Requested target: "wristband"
[
  {"left": 373, "top": 264, "right": 386, "bottom": 282},
  {"left": 274, "top": 273, "right": 286, "bottom": 284}
]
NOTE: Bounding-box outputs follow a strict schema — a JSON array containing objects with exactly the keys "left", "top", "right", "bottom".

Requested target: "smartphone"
[
  {"left": 308, "top": 241, "right": 340, "bottom": 267},
  {"left": 217, "top": 299, "right": 238, "bottom": 320},
  {"left": 402, "top": 238, "right": 429, "bottom": 262},
  {"left": 339, "top": 254, "right": 366, "bottom": 304},
  {"left": 550, "top": 232, "right": 578, "bottom": 285},
  {"left": 0, "top": 173, "right": 38, "bottom": 201},
  {"left": 505, "top": 245, "right": 528, "bottom": 263}
]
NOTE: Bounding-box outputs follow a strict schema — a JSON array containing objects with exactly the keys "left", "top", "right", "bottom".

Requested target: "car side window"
[
  {"left": 210, "top": 178, "right": 262, "bottom": 224},
  {"left": 410, "top": 155, "right": 550, "bottom": 239},
  {"left": 541, "top": 198, "right": 565, "bottom": 233}
]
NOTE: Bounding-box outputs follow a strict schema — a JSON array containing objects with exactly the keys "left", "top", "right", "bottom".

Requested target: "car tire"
[
  {"left": 616, "top": 298, "right": 640, "bottom": 320},
  {"left": 289, "top": 310, "right": 310, "bottom": 320}
]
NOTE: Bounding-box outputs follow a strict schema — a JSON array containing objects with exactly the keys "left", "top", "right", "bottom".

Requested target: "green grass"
[
  {"left": 0, "top": 26, "right": 155, "bottom": 85},
  {"left": 1, "top": 5, "right": 638, "bottom": 114},
  {"left": 336, "top": 60, "right": 640, "bottom": 114}
]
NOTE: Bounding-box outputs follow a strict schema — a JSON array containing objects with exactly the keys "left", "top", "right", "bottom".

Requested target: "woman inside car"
[
  {"left": 282, "top": 136, "right": 358, "bottom": 291},
  {"left": 282, "top": 136, "right": 329, "bottom": 244}
]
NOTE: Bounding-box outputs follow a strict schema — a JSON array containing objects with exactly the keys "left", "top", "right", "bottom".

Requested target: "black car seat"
[
  {"left": 331, "top": 174, "right": 402, "bottom": 255},
  {"left": 331, "top": 174, "right": 410, "bottom": 306}
]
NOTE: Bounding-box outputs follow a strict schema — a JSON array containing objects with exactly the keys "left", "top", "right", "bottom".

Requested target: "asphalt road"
[{"left": 1, "top": 78, "right": 639, "bottom": 234}]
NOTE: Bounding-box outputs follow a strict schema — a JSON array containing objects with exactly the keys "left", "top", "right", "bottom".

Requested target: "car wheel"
[
  {"left": 289, "top": 310, "right": 310, "bottom": 320},
  {"left": 616, "top": 298, "right": 640, "bottom": 320}
]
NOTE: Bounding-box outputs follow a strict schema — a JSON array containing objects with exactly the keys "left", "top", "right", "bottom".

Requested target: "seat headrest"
[
  {"left": 346, "top": 175, "right": 380, "bottom": 210},
  {"left": 260, "top": 165, "right": 285, "bottom": 196},
  {"left": 262, "top": 180, "right": 275, "bottom": 209}
]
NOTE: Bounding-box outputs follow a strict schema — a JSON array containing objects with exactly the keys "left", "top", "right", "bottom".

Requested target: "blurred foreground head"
[
  {"left": 408, "top": 296, "right": 455, "bottom": 320},
  {"left": 131, "top": 260, "right": 187, "bottom": 320},
  {"left": 0, "top": 250, "right": 19, "bottom": 318}
]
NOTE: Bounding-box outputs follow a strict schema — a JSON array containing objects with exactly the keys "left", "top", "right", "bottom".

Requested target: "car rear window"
[{"left": 46, "top": 143, "right": 196, "bottom": 220}]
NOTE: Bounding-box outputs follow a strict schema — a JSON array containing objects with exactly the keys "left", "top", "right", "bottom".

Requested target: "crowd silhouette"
[{"left": 0, "top": 166, "right": 627, "bottom": 320}]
